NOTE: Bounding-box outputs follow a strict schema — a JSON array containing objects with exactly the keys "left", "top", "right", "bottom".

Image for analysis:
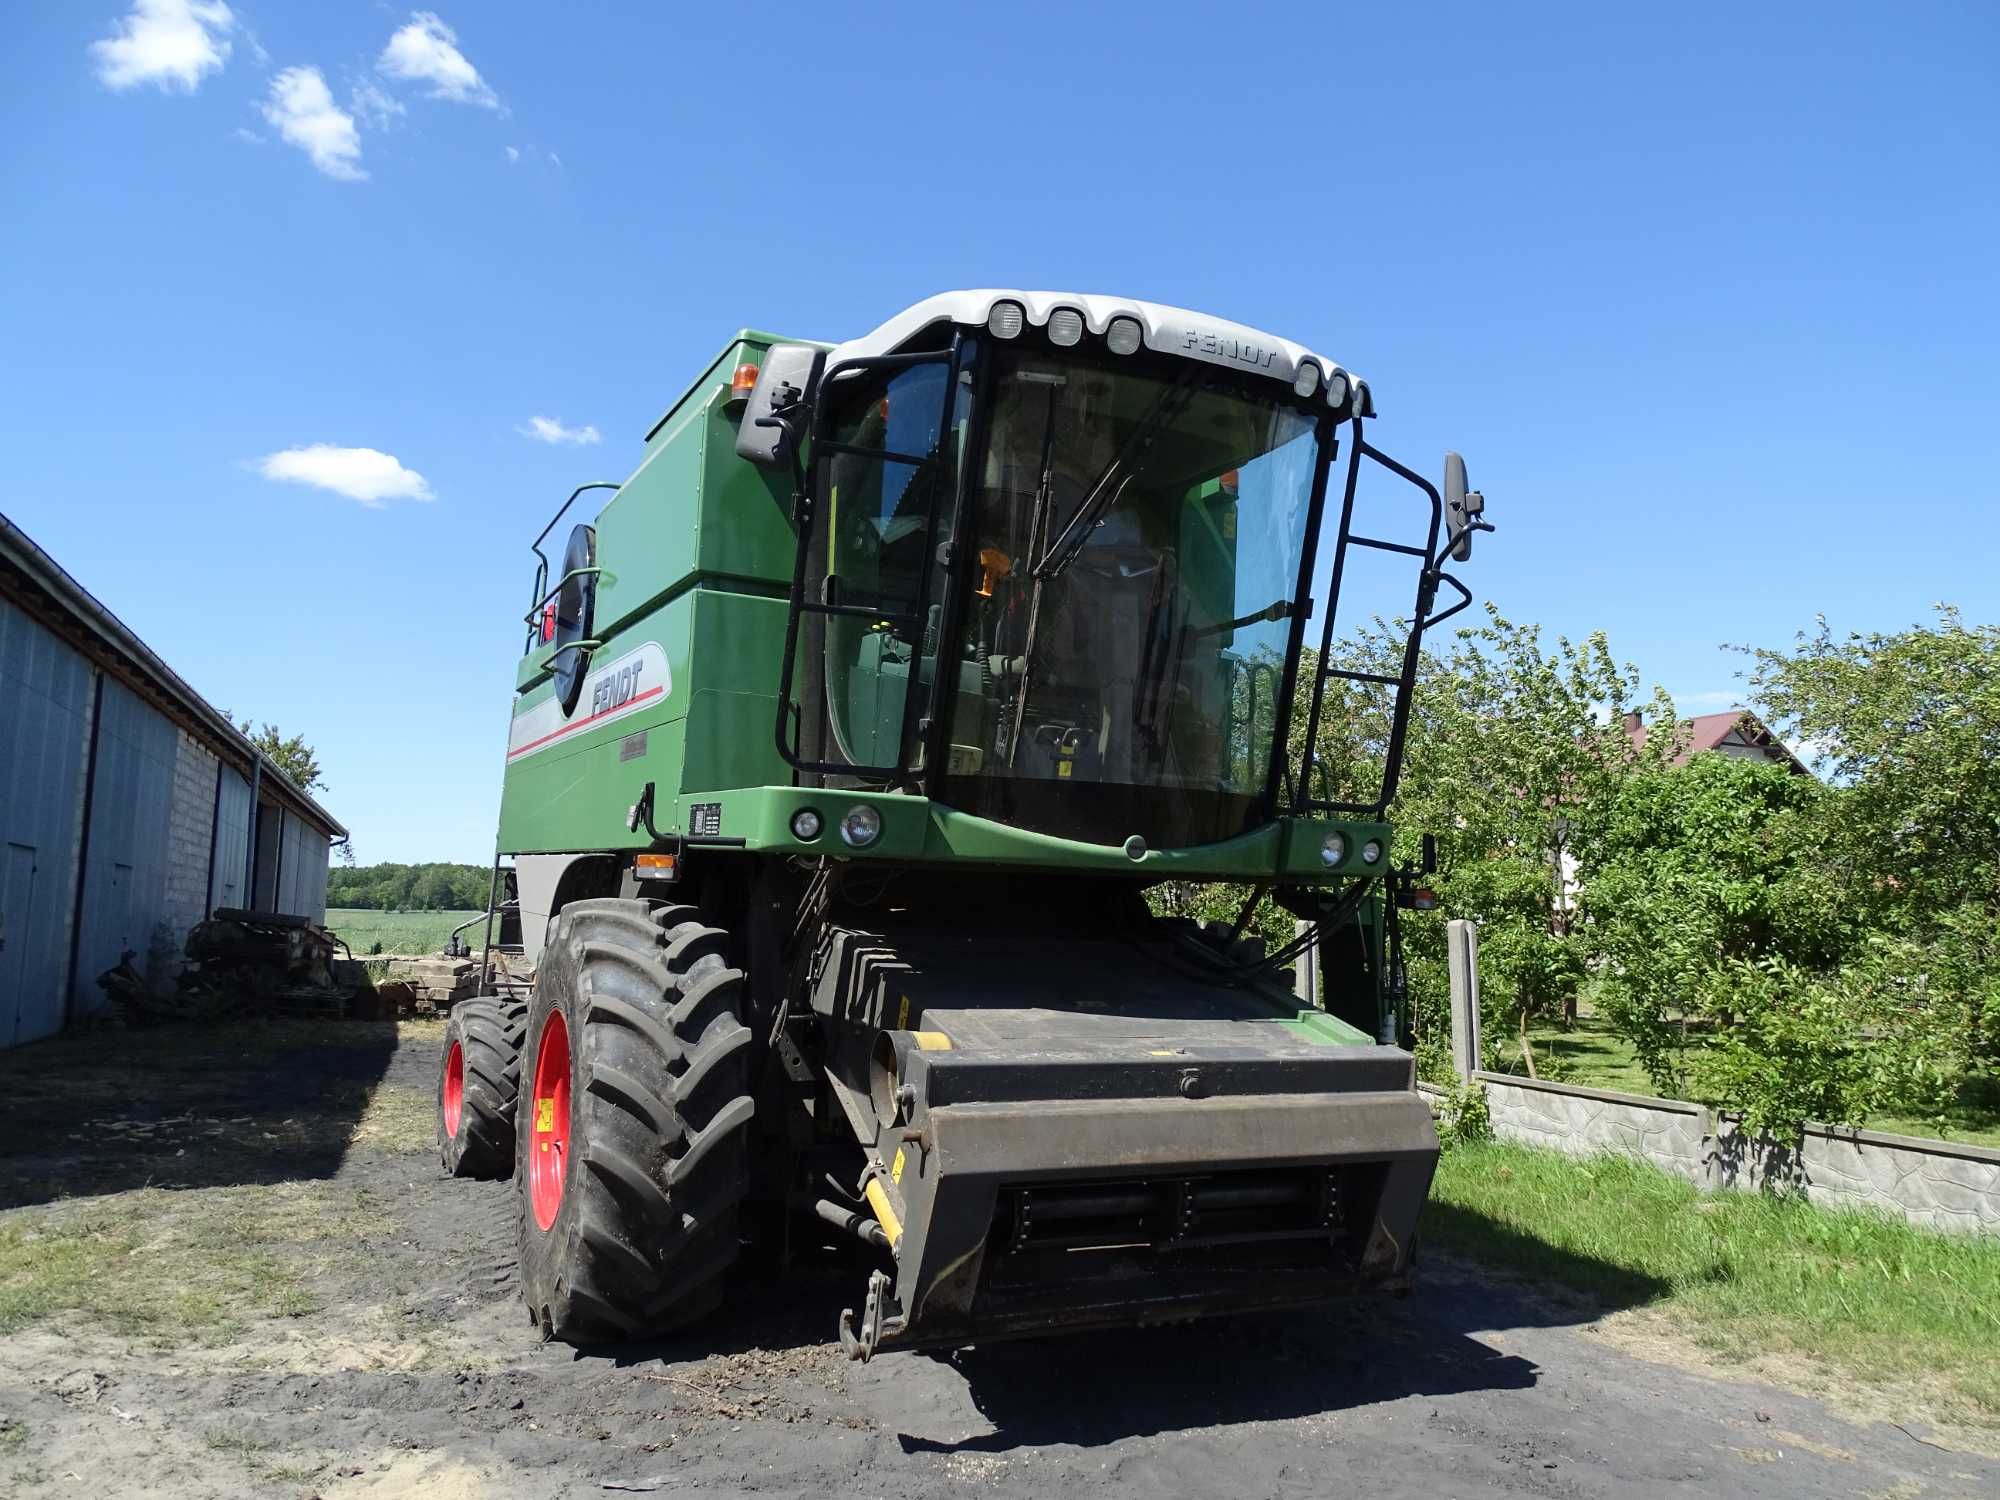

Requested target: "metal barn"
[{"left": 0, "top": 512, "right": 346, "bottom": 1048}]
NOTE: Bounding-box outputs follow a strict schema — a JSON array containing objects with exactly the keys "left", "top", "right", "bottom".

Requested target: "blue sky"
[{"left": 4, "top": 3, "right": 1995, "bottom": 863}]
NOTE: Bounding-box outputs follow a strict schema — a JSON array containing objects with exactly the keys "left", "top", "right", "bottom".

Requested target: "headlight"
[
  {"left": 1294, "top": 361, "right": 1321, "bottom": 398},
  {"left": 839, "top": 804, "right": 882, "bottom": 848},
  {"left": 1361, "top": 839, "right": 1383, "bottom": 865},
  {"left": 790, "top": 807, "right": 823, "bottom": 842},
  {"left": 1320, "top": 831, "right": 1346, "bottom": 867},
  {"left": 986, "top": 300, "right": 1025, "bottom": 339},
  {"left": 1106, "top": 316, "right": 1143, "bottom": 355},
  {"left": 1047, "top": 307, "right": 1084, "bottom": 346}
]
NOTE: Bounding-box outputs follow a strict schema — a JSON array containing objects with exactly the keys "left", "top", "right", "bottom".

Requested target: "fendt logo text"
[
  {"left": 591, "top": 659, "right": 645, "bottom": 717},
  {"left": 1183, "top": 329, "right": 1278, "bottom": 368}
]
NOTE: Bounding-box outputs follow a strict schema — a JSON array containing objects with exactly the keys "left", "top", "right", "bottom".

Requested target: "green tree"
[
  {"left": 1585, "top": 752, "right": 1843, "bottom": 1095},
  {"left": 1747, "top": 608, "right": 2000, "bottom": 1062},
  {"left": 228, "top": 716, "right": 327, "bottom": 794},
  {"left": 1747, "top": 608, "right": 2000, "bottom": 919},
  {"left": 1370, "top": 608, "right": 1668, "bottom": 1076}
]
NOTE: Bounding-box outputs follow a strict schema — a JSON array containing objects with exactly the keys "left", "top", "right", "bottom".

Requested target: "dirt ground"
[{"left": 2, "top": 1021, "right": 1996, "bottom": 1500}]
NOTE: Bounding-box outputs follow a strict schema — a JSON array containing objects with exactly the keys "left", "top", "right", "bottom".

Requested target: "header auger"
[{"left": 435, "top": 290, "right": 1491, "bottom": 1357}]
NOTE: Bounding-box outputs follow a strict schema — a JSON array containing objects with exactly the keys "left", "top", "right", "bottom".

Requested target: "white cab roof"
[{"left": 826, "top": 290, "right": 1367, "bottom": 411}]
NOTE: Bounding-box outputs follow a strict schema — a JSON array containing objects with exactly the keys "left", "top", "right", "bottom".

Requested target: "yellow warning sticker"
[
  {"left": 896, "top": 994, "right": 911, "bottom": 1029},
  {"left": 891, "top": 1147, "right": 906, "bottom": 1184},
  {"left": 535, "top": 1099, "right": 556, "bottom": 1132},
  {"left": 1057, "top": 761, "right": 1072, "bottom": 778}
]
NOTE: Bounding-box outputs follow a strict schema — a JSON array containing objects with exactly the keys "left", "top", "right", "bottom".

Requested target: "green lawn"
[
  {"left": 1504, "top": 1013, "right": 2000, "bottom": 1149},
  {"left": 1429, "top": 1141, "right": 2000, "bottom": 1432},
  {"left": 324, "top": 908, "right": 484, "bottom": 957}
]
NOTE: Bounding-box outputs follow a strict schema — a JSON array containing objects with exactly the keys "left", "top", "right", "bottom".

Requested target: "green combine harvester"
[{"left": 435, "top": 290, "right": 1491, "bottom": 1357}]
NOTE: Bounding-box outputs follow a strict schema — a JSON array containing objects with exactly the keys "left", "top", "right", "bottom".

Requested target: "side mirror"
[
  {"left": 1443, "top": 451, "right": 1485, "bottom": 563},
  {"left": 735, "top": 345, "right": 826, "bottom": 469},
  {"left": 1421, "top": 832, "right": 1438, "bottom": 874}
]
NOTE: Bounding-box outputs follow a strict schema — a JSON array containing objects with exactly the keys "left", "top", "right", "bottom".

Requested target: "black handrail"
[
  {"left": 525, "top": 482, "right": 620, "bottom": 652},
  {"left": 1292, "top": 423, "right": 1476, "bottom": 818}
]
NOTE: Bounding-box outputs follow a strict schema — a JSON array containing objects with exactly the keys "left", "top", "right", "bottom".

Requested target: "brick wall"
[{"left": 153, "top": 727, "right": 219, "bottom": 976}]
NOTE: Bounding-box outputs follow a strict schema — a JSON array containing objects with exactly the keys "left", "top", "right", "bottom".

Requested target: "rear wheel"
[
  {"left": 438, "top": 997, "right": 528, "bottom": 1178},
  {"left": 516, "top": 899, "right": 756, "bottom": 1343}
]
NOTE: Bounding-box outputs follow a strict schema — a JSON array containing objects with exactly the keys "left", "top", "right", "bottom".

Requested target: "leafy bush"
[
  {"left": 1432, "top": 1076, "right": 1492, "bottom": 1151},
  {"left": 1688, "top": 950, "right": 1959, "bottom": 1135}
]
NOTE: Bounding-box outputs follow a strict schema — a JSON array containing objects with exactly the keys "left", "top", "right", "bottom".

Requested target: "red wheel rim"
[
  {"left": 443, "top": 1040, "right": 465, "bottom": 1136},
  {"left": 529, "top": 1011, "right": 572, "bottom": 1230}
]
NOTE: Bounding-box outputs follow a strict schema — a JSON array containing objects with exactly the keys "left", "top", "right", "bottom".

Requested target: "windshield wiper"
[{"left": 1032, "top": 368, "right": 1200, "bottom": 582}]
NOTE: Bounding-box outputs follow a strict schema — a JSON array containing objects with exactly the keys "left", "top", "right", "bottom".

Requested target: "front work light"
[
  {"left": 1048, "top": 307, "right": 1084, "bottom": 346},
  {"left": 1294, "top": 362, "right": 1321, "bottom": 398},
  {"left": 1320, "top": 831, "right": 1346, "bottom": 867},
  {"left": 987, "top": 300, "right": 1025, "bottom": 339},
  {"left": 839, "top": 804, "right": 883, "bottom": 848},
  {"left": 1361, "top": 839, "right": 1383, "bottom": 865},
  {"left": 790, "top": 807, "right": 823, "bottom": 842},
  {"left": 1106, "top": 316, "right": 1143, "bottom": 355}
]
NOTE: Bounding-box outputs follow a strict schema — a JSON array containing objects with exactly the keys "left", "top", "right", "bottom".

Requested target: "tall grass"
[{"left": 1429, "top": 1142, "right": 2000, "bottom": 1427}]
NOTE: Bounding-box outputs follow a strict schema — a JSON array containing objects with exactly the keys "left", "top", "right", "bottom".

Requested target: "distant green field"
[{"left": 325, "top": 909, "right": 485, "bottom": 957}]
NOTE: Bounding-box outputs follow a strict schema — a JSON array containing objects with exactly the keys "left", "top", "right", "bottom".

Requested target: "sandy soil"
[{"left": 2, "top": 1022, "right": 1995, "bottom": 1500}]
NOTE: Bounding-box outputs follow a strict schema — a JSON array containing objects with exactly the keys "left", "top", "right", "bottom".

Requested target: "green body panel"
[{"left": 1276, "top": 1009, "right": 1375, "bottom": 1046}]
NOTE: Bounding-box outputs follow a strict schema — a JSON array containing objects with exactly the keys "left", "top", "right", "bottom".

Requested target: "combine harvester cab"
[{"left": 452, "top": 291, "right": 1492, "bottom": 1356}]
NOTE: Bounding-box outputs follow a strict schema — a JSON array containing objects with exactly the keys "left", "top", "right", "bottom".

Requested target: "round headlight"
[
  {"left": 1294, "top": 361, "right": 1321, "bottom": 398},
  {"left": 1106, "top": 316, "right": 1143, "bottom": 355},
  {"left": 1361, "top": 838, "right": 1383, "bottom": 865},
  {"left": 987, "top": 300, "right": 1025, "bottom": 339},
  {"left": 790, "top": 807, "right": 823, "bottom": 842},
  {"left": 1320, "top": 831, "right": 1346, "bottom": 867},
  {"left": 839, "top": 804, "right": 882, "bottom": 848},
  {"left": 1048, "top": 307, "right": 1084, "bottom": 346}
]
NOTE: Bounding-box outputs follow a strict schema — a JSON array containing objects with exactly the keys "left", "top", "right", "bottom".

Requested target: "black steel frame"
[
  {"left": 1291, "top": 422, "right": 1473, "bottom": 818},
  {"left": 773, "top": 336, "right": 974, "bottom": 786}
]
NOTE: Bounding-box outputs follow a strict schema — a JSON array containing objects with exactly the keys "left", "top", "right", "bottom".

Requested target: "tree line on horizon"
[{"left": 327, "top": 862, "right": 492, "bottom": 912}]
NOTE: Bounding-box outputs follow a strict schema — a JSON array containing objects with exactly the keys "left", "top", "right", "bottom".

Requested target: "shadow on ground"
[
  {"left": 566, "top": 1201, "right": 1674, "bottom": 1456},
  {"left": 0, "top": 1018, "right": 405, "bottom": 1209}
]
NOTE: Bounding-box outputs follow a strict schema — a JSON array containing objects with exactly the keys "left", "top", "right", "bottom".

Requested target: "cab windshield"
[
  {"left": 803, "top": 340, "right": 1326, "bottom": 848},
  {"left": 943, "top": 347, "right": 1322, "bottom": 845}
]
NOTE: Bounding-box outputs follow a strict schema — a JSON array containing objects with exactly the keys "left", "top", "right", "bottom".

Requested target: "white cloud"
[
  {"left": 232, "top": 126, "right": 262, "bottom": 145},
  {"left": 519, "top": 416, "right": 602, "bottom": 446},
  {"left": 260, "top": 67, "right": 365, "bottom": 181},
  {"left": 90, "top": 0, "right": 234, "bottom": 93},
  {"left": 378, "top": 12, "right": 498, "bottom": 108},
  {"left": 350, "top": 79, "right": 406, "bottom": 131},
  {"left": 504, "top": 144, "right": 520, "bottom": 163},
  {"left": 258, "top": 445, "right": 432, "bottom": 506}
]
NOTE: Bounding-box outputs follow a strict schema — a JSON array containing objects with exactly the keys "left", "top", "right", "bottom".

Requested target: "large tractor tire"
[
  {"left": 516, "top": 899, "right": 756, "bottom": 1343},
  {"left": 438, "top": 997, "right": 528, "bottom": 1178}
]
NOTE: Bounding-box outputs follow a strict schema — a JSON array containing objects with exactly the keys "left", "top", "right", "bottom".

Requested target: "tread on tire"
[{"left": 516, "top": 898, "right": 755, "bottom": 1344}]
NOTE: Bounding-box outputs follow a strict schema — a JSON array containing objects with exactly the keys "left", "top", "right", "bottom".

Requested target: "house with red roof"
[{"left": 1622, "top": 708, "right": 1813, "bottom": 776}]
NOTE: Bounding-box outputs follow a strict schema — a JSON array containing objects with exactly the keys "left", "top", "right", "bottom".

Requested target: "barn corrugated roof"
[{"left": 0, "top": 509, "right": 347, "bottom": 839}]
